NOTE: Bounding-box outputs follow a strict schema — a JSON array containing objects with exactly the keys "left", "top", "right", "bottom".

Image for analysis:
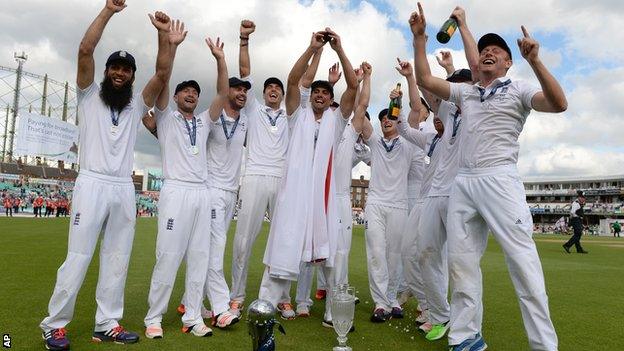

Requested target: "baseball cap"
[
  {"left": 105, "top": 50, "right": 137, "bottom": 72},
  {"left": 229, "top": 77, "right": 252, "bottom": 89},
  {"left": 378, "top": 108, "right": 389, "bottom": 121},
  {"left": 446, "top": 69, "right": 473, "bottom": 83},
  {"left": 478, "top": 33, "right": 512, "bottom": 60},
  {"left": 174, "top": 80, "right": 201, "bottom": 95},
  {"left": 263, "top": 77, "right": 284, "bottom": 94},
  {"left": 311, "top": 80, "right": 334, "bottom": 99}
]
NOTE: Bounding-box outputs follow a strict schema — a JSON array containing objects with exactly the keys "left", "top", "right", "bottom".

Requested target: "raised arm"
[
  {"left": 410, "top": 3, "right": 451, "bottom": 100},
  {"left": 285, "top": 32, "right": 326, "bottom": 115},
  {"left": 327, "top": 62, "right": 342, "bottom": 86},
  {"left": 155, "top": 19, "right": 187, "bottom": 111},
  {"left": 395, "top": 58, "right": 429, "bottom": 128},
  {"left": 142, "top": 11, "right": 173, "bottom": 108},
  {"left": 352, "top": 62, "right": 372, "bottom": 139},
  {"left": 436, "top": 51, "right": 456, "bottom": 76},
  {"left": 518, "top": 26, "right": 568, "bottom": 113},
  {"left": 77, "top": 0, "right": 127, "bottom": 89},
  {"left": 238, "top": 19, "right": 255, "bottom": 78},
  {"left": 325, "top": 28, "right": 358, "bottom": 118},
  {"left": 452, "top": 7, "right": 479, "bottom": 77},
  {"left": 207, "top": 37, "right": 229, "bottom": 121}
]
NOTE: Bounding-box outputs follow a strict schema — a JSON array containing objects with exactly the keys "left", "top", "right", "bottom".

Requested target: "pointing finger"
[{"left": 521, "top": 25, "right": 530, "bottom": 38}]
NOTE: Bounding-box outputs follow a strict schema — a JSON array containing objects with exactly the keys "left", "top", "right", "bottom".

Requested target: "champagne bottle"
[
  {"left": 437, "top": 17, "right": 458, "bottom": 44},
  {"left": 387, "top": 83, "right": 402, "bottom": 120}
]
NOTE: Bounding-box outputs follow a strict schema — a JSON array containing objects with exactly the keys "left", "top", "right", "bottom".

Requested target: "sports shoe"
[
  {"left": 181, "top": 323, "right": 213, "bottom": 337},
  {"left": 391, "top": 307, "right": 404, "bottom": 319},
  {"left": 145, "top": 324, "right": 163, "bottom": 339},
  {"left": 415, "top": 309, "right": 429, "bottom": 325},
  {"left": 370, "top": 308, "right": 391, "bottom": 323},
  {"left": 296, "top": 304, "right": 310, "bottom": 317},
  {"left": 42, "top": 328, "right": 70, "bottom": 351},
  {"left": 354, "top": 296, "right": 360, "bottom": 305},
  {"left": 212, "top": 311, "right": 240, "bottom": 329},
  {"left": 315, "top": 289, "right": 327, "bottom": 300},
  {"left": 397, "top": 289, "right": 413, "bottom": 306},
  {"left": 578, "top": 250, "right": 589, "bottom": 254},
  {"left": 92, "top": 325, "right": 139, "bottom": 344},
  {"left": 229, "top": 300, "right": 243, "bottom": 317},
  {"left": 562, "top": 244, "right": 571, "bottom": 254},
  {"left": 448, "top": 333, "right": 487, "bottom": 351},
  {"left": 419, "top": 321, "right": 433, "bottom": 334},
  {"left": 425, "top": 322, "right": 449, "bottom": 341},
  {"left": 177, "top": 303, "right": 186, "bottom": 315},
  {"left": 321, "top": 320, "right": 355, "bottom": 332},
  {"left": 277, "top": 303, "right": 296, "bottom": 320}
]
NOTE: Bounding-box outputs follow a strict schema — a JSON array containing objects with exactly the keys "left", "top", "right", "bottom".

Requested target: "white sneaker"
[
  {"left": 277, "top": 303, "right": 296, "bottom": 320},
  {"left": 419, "top": 321, "right": 433, "bottom": 334},
  {"left": 182, "top": 323, "right": 213, "bottom": 337},
  {"left": 228, "top": 300, "right": 243, "bottom": 317},
  {"left": 296, "top": 304, "right": 310, "bottom": 317},
  {"left": 212, "top": 311, "right": 240, "bottom": 329},
  {"left": 145, "top": 324, "right": 163, "bottom": 339}
]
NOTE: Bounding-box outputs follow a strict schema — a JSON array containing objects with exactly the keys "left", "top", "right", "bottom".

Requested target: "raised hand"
[
  {"left": 106, "top": 0, "right": 126, "bottom": 13},
  {"left": 240, "top": 19, "right": 256, "bottom": 37},
  {"left": 395, "top": 57, "right": 414, "bottom": 77},
  {"left": 328, "top": 62, "right": 342, "bottom": 85},
  {"left": 324, "top": 27, "right": 342, "bottom": 51},
  {"left": 169, "top": 19, "right": 187, "bottom": 46},
  {"left": 451, "top": 6, "right": 466, "bottom": 26},
  {"left": 389, "top": 89, "right": 402, "bottom": 100},
  {"left": 354, "top": 67, "right": 364, "bottom": 83},
  {"left": 409, "top": 2, "right": 426, "bottom": 37},
  {"left": 361, "top": 62, "right": 372, "bottom": 77},
  {"left": 310, "top": 31, "right": 326, "bottom": 51},
  {"left": 149, "top": 11, "right": 171, "bottom": 32},
  {"left": 206, "top": 37, "right": 225, "bottom": 59},
  {"left": 517, "top": 26, "right": 539, "bottom": 63},
  {"left": 436, "top": 51, "right": 453, "bottom": 69}
]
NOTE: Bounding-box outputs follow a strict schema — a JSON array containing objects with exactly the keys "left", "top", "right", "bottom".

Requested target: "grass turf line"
[{"left": 0, "top": 217, "right": 622, "bottom": 350}]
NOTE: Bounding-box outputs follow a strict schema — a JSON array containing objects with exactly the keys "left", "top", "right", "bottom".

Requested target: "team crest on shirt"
[{"left": 73, "top": 212, "right": 81, "bottom": 226}]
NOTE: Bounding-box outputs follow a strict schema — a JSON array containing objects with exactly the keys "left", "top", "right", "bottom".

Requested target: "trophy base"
[{"left": 333, "top": 347, "right": 352, "bottom": 351}]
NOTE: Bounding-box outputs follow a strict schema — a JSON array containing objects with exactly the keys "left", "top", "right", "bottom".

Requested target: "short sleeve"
[
  {"left": 77, "top": 82, "right": 98, "bottom": 104},
  {"left": 134, "top": 93, "right": 150, "bottom": 120},
  {"left": 153, "top": 106, "right": 172, "bottom": 128},
  {"left": 299, "top": 85, "right": 311, "bottom": 109},
  {"left": 448, "top": 82, "right": 468, "bottom": 106},
  {"left": 518, "top": 80, "right": 541, "bottom": 111}
]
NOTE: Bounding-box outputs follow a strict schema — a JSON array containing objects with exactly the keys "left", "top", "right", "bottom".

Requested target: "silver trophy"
[
  {"left": 330, "top": 284, "right": 355, "bottom": 351},
  {"left": 247, "top": 299, "right": 286, "bottom": 351}
]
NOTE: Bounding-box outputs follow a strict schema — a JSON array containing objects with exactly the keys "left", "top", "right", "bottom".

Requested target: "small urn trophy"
[{"left": 330, "top": 284, "right": 355, "bottom": 351}]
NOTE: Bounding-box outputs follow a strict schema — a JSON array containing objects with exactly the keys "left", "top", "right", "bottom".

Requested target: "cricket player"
[
  {"left": 39, "top": 1, "right": 172, "bottom": 349},
  {"left": 410, "top": 3, "right": 566, "bottom": 350},
  {"left": 260, "top": 28, "right": 358, "bottom": 324},
  {"left": 142, "top": 21, "right": 220, "bottom": 338},
  {"left": 228, "top": 20, "right": 290, "bottom": 317}
]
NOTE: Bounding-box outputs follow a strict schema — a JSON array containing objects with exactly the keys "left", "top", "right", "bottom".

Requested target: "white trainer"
[
  {"left": 182, "top": 323, "right": 213, "bottom": 337},
  {"left": 145, "top": 324, "right": 163, "bottom": 339}
]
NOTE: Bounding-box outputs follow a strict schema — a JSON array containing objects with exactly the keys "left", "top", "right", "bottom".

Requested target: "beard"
[{"left": 100, "top": 76, "right": 133, "bottom": 112}]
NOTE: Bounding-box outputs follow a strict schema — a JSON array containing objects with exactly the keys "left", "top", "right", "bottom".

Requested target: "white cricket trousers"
[
  {"left": 40, "top": 170, "right": 136, "bottom": 333},
  {"left": 418, "top": 196, "right": 450, "bottom": 325},
  {"left": 447, "top": 165, "right": 558, "bottom": 350},
  {"left": 230, "top": 175, "right": 281, "bottom": 303},
  {"left": 258, "top": 267, "right": 292, "bottom": 306},
  {"left": 144, "top": 180, "right": 211, "bottom": 327},
  {"left": 365, "top": 203, "right": 407, "bottom": 310},
  {"left": 205, "top": 187, "right": 237, "bottom": 315},
  {"left": 400, "top": 202, "right": 428, "bottom": 311},
  {"left": 295, "top": 194, "right": 348, "bottom": 307}
]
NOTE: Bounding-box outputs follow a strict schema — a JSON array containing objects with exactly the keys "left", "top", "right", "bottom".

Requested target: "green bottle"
[
  {"left": 437, "top": 17, "right": 458, "bottom": 44},
  {"left": 388, "top": 83, "right": 402, "bottom": 120}
]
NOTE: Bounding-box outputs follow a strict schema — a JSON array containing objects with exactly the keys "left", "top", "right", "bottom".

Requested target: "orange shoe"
[
  {"left": 315, "top": 289, "right": 327, "bottom": 300},
  {"left": 176, "top": 304, "right": 186, "bottom": 315}
]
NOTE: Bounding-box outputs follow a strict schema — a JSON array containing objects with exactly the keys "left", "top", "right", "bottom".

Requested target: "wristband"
[{"left": 239, "top": 36, "right": 249, "bottom": 40}]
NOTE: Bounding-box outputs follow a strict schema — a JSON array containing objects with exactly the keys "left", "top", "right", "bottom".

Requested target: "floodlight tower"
[{"left": 6, "top": 51, "right": 28, "bottom": 161}]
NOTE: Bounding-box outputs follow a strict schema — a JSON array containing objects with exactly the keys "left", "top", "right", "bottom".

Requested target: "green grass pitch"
[{"left": 0, "top": 217, "right": 622, "bottom": 350}]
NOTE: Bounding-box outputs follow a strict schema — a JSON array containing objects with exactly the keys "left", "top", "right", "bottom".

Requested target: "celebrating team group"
[{"left": 39, "top": 0, "right": 567, "bottom": 350}]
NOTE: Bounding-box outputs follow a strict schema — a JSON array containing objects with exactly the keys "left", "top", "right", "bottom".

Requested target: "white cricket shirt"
[
  {"left": 365, "top": 133, "right": 413, "bottom": 210},
  {"left": 335, "top": 122, "right": 360, "bottom": 196},
  {"left": 154, "top": 107, "right": 209, "bottom": 183},
  {"left": 448, "top": 77, "right": 540, "bottom": 169},
  {"left": 206, "top": 109, "right": 248, "bottom": 192},
  {"left": 76, "top": 82, "right": 148, "bottom": 178},
  {"left": 428, "top": 101, "right": 463, "bottom": 197}
]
